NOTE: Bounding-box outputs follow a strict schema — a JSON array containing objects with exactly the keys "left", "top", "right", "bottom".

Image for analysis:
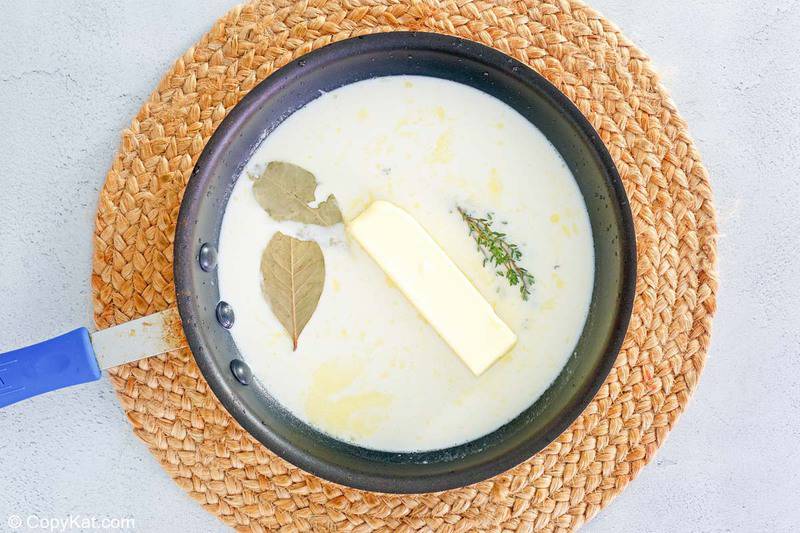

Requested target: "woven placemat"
[{"left": 92, "top": 1, "right": 717, "bottom": 530}]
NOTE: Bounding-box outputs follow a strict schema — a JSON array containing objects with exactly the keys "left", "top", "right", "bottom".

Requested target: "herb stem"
[{"left": 457, "top": 207, "right": 535, "bottom": 301}]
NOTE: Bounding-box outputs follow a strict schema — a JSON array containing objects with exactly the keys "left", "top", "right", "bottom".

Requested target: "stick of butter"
[{"left": 348, "top": 201, "right": 517, "bottom": 375}]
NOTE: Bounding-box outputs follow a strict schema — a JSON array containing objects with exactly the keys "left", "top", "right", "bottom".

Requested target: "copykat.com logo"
[{"left": 6, "top": 514, "right": 135, "bottom": 531}]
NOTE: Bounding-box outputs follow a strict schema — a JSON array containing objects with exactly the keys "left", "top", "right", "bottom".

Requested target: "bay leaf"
[
  {"left": 253, "top": 161, "right": 343, "bottom": 226},
  {"left": 261, "top": 231, "right": 325, "bottom": 350}
]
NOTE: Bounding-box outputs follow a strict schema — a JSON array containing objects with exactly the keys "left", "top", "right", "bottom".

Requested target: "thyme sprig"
[{"left": 457, "top": 207, "right": 535, "bottom": 301}]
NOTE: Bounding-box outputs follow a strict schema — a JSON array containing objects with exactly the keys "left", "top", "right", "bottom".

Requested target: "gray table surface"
[{"left": 1, "top": 1, "right": 798, "bottom": 531}]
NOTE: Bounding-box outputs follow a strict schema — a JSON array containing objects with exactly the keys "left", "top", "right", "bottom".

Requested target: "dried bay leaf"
[
  {"left": 261, "top": 232, "right": 325, "bottom": 350},
  {"left": 253, "top": 161, "right": 343, "bottom": 226}
]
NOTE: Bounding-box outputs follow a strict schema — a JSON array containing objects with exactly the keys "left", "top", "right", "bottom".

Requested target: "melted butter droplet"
[
  {"left": 488, "top": 168, "right": 503, "bottom": 197},
  {"left": 305, "top": 360, "right": 392, "bottom": 440},
  {"left": 427, "top": 130, "right": 453, "bottom": 163}
]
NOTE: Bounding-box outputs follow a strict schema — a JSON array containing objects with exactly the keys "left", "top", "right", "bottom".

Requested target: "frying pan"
[{"left": 0, "top": 32, "right": 636, "bottom": 494}]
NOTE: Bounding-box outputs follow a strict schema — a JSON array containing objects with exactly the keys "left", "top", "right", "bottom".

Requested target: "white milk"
[{"left": 217, "top": 76, "right": 594, "bottom": 452}]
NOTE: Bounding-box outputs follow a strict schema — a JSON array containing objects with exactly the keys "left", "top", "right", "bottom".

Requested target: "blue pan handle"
[{"left": 0, "top": 328, "right": 101, "bottom": 408}]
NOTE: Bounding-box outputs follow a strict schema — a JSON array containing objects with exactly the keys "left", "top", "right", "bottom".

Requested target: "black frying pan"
[{"left": 173, "top": 31, "right": 636, "bottom": 493}]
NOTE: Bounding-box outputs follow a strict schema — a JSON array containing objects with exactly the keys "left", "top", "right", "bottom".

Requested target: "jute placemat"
[{"left": 92, "top": 1, "right": 717, "bottom": 530}]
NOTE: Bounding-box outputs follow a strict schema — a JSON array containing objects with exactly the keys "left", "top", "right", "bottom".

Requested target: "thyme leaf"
[{"left": 457, "top": 207, "right": 535, "bottom": 301}]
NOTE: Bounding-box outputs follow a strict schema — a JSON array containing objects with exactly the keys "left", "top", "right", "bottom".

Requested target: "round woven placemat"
[{"left": 92, "top": 1, "right": 717, "bottom": 531}]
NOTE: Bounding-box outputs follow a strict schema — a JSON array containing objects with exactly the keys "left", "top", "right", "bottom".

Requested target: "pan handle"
[{"left": 0, "top": 328, "right": 101, "bottom": 409}]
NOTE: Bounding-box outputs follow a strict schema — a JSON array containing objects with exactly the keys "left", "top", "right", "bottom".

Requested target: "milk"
[{"left": 217, "top": 76, "right": 594, "bottom": 452}]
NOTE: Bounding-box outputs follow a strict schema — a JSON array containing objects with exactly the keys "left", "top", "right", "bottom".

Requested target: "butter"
[{"left": 348, "top": 201, "right": 517, "bottom": 375}]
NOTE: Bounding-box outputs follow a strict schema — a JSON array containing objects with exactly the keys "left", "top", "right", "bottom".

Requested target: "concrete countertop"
[{"left": 1, "top": 1, "right": 797, "bottom": 531}]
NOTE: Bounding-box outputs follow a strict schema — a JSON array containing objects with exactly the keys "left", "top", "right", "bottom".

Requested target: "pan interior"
[{"left": 174, "top": 32, "right": 635, "bottom": 494}]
